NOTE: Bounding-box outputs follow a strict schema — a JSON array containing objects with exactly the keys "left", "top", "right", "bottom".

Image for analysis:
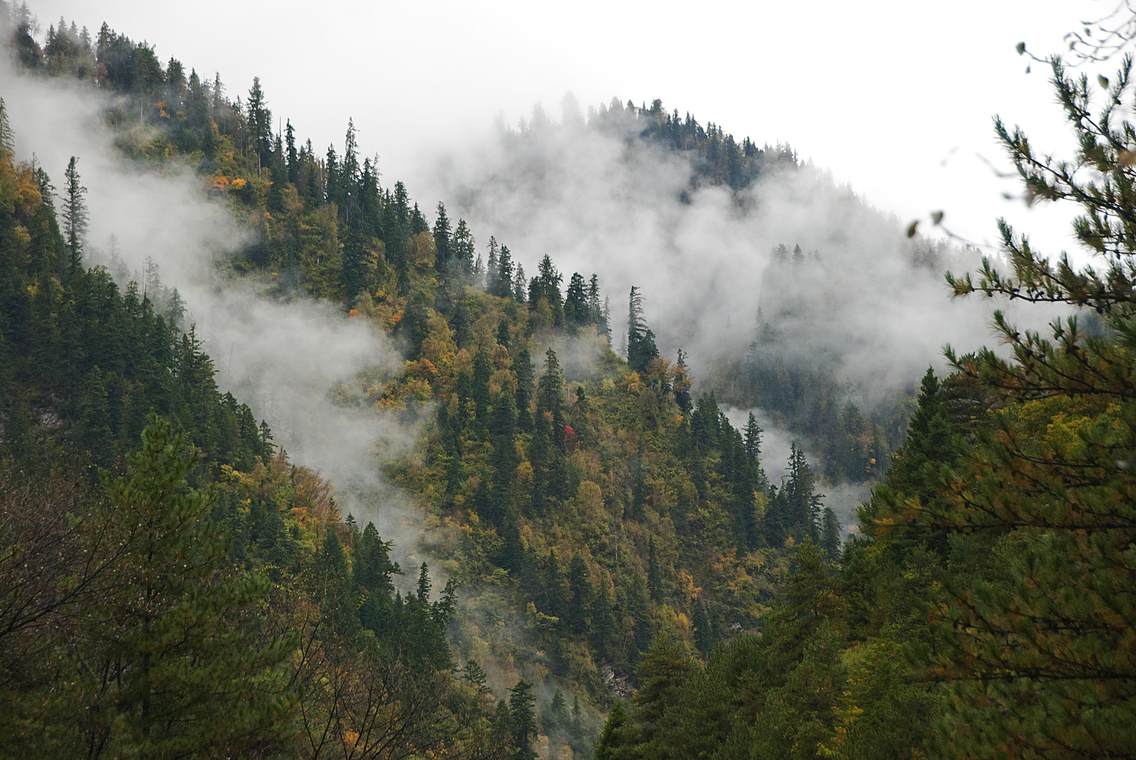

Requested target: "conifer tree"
[
  {"left": 626, "top": 285, "right": 659, "bottom": 373},
  {"left": 486, "top": 236, "right": 499, "bottom": 291},
  {"left": 587, "top": 273, "right": 604, "bottom": 327},
  {"left": 448, "top": 218, "right": 473, "bottom": 276},
  {"left": 564, "top": 271, "right": 588, "bottom": 328},
  {"left": 673, "top": 349, "right": 693, "bottom": 415},
  {"left": 508, "top": 680, "right": 538, "bottom": 760},
  {"left": 433, "top": 201, "right": 451, "bottom": 273},
  {"left": 61, "top": 156, "right": 87, "bottom": 273},
  {"left": 515, "top": 346, "right": 534, "bottom": 433},
  {"left": 493, "top": 244, "right": 515, "bottom": 298},
  {"left": 743, "top": 411, "right": 762, "bottom": 463},
  {"left": 489, "top": 389, "right": 518, "bottom": 526},
  {"left": 88, "top": 418, "right": 293, "bottom": 755},
  {"left": 284, "top": 118, "right": 297, "bottom": 181},
  {"left": 245, "top": 76, "right": 271, "bottom": 168},
  {"left": 513, "top": 263, "right": 527, "bottom": 303},
  {"left": 820, "top": 508, "right": 841, "bottom": 559}
]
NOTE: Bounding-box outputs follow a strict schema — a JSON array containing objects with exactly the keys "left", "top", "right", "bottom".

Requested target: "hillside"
[
  {"left": 0, "top": 7, "right": 840, "bottom": 757},
  {"left": 3, "top": 3, "right": 1135, "bottom": 759}
]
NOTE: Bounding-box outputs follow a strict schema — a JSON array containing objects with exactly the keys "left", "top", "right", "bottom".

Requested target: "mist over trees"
[{"left": 0, "top": 1, "right": 1134, "bottom": 757}]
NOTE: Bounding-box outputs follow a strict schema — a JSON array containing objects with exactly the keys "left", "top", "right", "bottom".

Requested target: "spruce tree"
[
  {"left": 820, "top": 508, "right": 841, "bottom": 559},
  {"left": 627, "top": 285, "right": 659, "bottom": 373},
  {"left": 433, "top": 201, "right": 451, "bottom": 273},
  {"left": 245, "top": 76, "right": 272, "bottom": 168},
  {"left": 61, "top": 156, "right": 87, "bottom": 273},
  {"left": 88, "top": 418, "right": 293, "bottom": 755},
  {"left": 515, "top": 346, "right": 534, "bottom": 433},
  {"left": 564, "top": 272, "right": 588, "bottom": 328},
  {"left": 508, "top": 680, "right": 538, "bottom": 760}
]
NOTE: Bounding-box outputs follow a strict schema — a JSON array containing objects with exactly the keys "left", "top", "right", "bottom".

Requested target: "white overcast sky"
[{"left": 26, "top": 0, "right": 1110, "bottom": 254}]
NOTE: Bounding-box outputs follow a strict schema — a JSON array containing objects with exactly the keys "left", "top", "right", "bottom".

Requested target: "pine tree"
[
  {"left": 486, "top": 236, "right": 499, "bottom": 291},
  {"left": 513, "top": 263, "right": 527, "bottom": 303},
  {"left": 515, "top": 347, "right": 534, "bottom": 433},
  {"left": 508, "top": 680, "right": 538, "bottom": 760},
  {"left": 564, "top": 272, "right": 588, "bottom": 328},
  {"left": 433, "top": 202, "right": 451, "bottom": 273},
  {"left": 89, "top": 418, "right": 293, "bottom": 755},
  {"left": 245, "top": 76, "right": 272, "bottom": 168},
  {"left": 632, "top": 630, "right": 696, "bottom": 754},
  {"left": 471, "top": 347, "right": 492, "bottom": 436},
  {"left": 284, "top": 118, "right": 297, "bottom": 182},
  {"left": 587, "top": 273, "right": 605, "bottom": 329},
  {"left": 489, "top": 389, "right": 518, "bottom": 527},
  {"left": 627, "top": 286, "right": 659, "bottom": 373},
  {"left": 743, "top": 412, "right": 762, "bottom": 463},
  {"left": 61, "top": 156, "right": 87, "bottom": 273},
  {"left": 493, "top": 244, "right": 515, "bottom": 298},
  {"left": 595, "top": 701, "right": 633, "bottom": 760},
  {"left": 820, "top": 508, "right": 841, "bottom": 559},
  {"left": 673, "top": 349, "right": 692, "bottom": 415}
]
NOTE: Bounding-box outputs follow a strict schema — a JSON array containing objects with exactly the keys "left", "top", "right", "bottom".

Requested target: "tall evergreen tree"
[
  {"left": 627, "top": 285, "right": 659, "bottom": 373},
  {"left": 564, "top": 271, "right": 588, "bottom": 328},
  {"left": 433, "top": 201, "right": 452, "bottom": 273},
  {"left": 61, "top": 156, "right": 87, "bottom": 274},
  {"left": 245, "top": 76, "right": 272, "bottom": 168},
  {"left": 508, "top": 680, "right": 538, "bottom": 760}
]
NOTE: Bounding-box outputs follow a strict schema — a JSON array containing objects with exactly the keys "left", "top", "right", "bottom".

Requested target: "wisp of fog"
[
  {"left": 0, "top": 56, "right": 435, "bottom": 574},
  {"left": 414, "top": 102, "right": 1051, "bottom": 403}
]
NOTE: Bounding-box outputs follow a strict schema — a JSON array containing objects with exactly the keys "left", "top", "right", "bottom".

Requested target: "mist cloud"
[
  {"left": 1, "top": 59, "right": 430, "bottom": 569},
  {"left": 414, "top": 107, "right": 1056, "bottom": 410}
]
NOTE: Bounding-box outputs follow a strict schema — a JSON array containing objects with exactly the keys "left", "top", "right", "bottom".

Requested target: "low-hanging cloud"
[
  {"left": 413, "top": 103, "right": 1055, "bottom": 410},
  {"left": 1, "top": 58, "right": 431, "bottom": 571}
]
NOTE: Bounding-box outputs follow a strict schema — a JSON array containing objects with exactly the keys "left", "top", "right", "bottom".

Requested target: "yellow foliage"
[
  {"left": 676, "top": 569, "right": 700, "bottom": 604},
  {"left": 406, "top": 231, "right": 436, "bottom": 268},
  {"left": 420, "top": 311, "right": 457, "bottom": 374}
]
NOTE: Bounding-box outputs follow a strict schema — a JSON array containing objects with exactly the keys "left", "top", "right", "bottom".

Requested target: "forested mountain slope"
[
  {"left": 591, "top": 56, "right": 1136, "bottom": 760},
  {"left": 4, "top": 3, "right": 1133, "bottom": 758},
  {"left": 0, "top": 6, "right": 844, "bottom": 757}
]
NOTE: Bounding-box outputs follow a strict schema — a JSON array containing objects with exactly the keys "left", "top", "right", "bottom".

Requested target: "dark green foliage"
[
  {"left": 60, "top": 155, "right": 86, "bottom": 273},
  {"left": 626, "top": 285, "right": 658, "bottom": 373},
  {"left": 508, "top": 680, "right": 538, "bottom": 760},
  {"left": 0, "top": 151, "right": 268, "bottom": 472}
]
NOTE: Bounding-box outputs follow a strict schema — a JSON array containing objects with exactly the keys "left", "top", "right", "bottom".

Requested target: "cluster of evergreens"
[
  {"left": 593, "top": 56, "right": 1136, "bottom": 759},
  {"left": 1, "top": 6, "right": 842, "bottom": 755},
  {"left": 6, "top": 2, "right": 1134, "bottom": 757},
  {"left": 0, "top": 111, "right": 562, "bottom": 755}
]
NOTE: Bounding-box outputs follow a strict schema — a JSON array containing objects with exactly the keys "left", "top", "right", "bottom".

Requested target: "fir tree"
[
  {"left": 564, "top": 271, "right": 588, "bottom": 328},
  {"left": 820, "top": 508, "right": 841, "bottom": 559},
  {"left": 626, "top": 285, "right": 659, "bottom": 373},
  {"left": 61, "top": 156, "right": 87, "bottom": 273},
  {"left": 433, "top": 201, "right": 451, "bottom": 273},
  {"left": 508, "top": 680, "right": 538, "bottom": 760}
]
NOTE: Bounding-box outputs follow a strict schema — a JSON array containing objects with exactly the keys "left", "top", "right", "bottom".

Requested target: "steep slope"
[{"left": 0, "top": 8, "right": 848, "bottom": 757}]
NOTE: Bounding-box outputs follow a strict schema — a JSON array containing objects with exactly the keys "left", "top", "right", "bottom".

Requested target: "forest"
[{"left": 0, "top": 1, "right": 1133, "bottom": 758}]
